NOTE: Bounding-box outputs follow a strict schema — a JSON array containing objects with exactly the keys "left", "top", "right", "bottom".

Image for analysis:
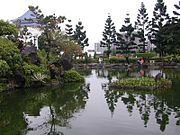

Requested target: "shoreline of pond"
[{"left": 74, "top": 62, "right": 180, "bottom": 70}]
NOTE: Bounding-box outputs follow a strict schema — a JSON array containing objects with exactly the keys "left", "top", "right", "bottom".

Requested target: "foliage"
[
  {"left": 0, "top": 37, "right": 23, "bottom": 73},
  {"left": 109, "top": 56, "right": 126, "bottom": 63},
  {"left": 29, "top": 6, "right": 66, "bottom": 61},
  {"left": 73, "top": 21, "right": 89, "bottom": 49},
  {"left": 0, "top": 83, "right": 8, "bottom": 92},
  {"left": 100, "top": 14, "right": 117, "bottom": 58},
  {"left": 174, "top": 55, "right": 180, "bottom": 62},
  {"left": 37, "top": 49, "right": 48, "bottom": 66},
  {"left": 173, "top": 1, "right": 180, "bottom": 22},
  {"left": 18, "top": 26, "right": 33, "bottom": 46},
  {"left": 39, "top": 31, "right": 82, "bottom": 62},
  {"left": 149, "top": 0, "right": 170, "bottom": 56},
  {"left": 0, "top": 60, "right": 10, "bottom": 77},
  {"left": 110, "top": 77, "right": 172, "bottom": 90},
  {"left": 56, "top": 35, "right": 82, "bottom": 61},
  {"left": 63, "top": 70, "right": 84, "bottom": 83},
  {"left": 135, "top": 52, "right": 156, "bottom": 59},
  {"left": 31, "top": 73, "right": 48, "bottom": 84},
  {"left": 65, "top": 19, "right": 73, "bottom": 37},
  {"left": 156, "top": 23, "right": 180, "bottom": 55},
  {"left": 23, "top": 63, "right": 48, "bottom": 86},
  {"left": 135, "top": 2, "right": 149, "bottom": 52},
  {"left": 0, "top": 20, "right": 18, "bottom": 38},
  {"left": 117, "top": 13, "right": 137, "bottom": 54}
]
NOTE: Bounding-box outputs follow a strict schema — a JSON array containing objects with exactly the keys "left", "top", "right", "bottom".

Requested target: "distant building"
[
  {"left": 96, "top": 33, "right": 154, "bottom": 55},
  {"left": 87, "top": 49, "right": 95, "bottom": 58},
  {"left": 94, "top": 42, "right": 106, "bottom": 54},
  {"left": 12, "top": 10, "right": 42, "bottom": 49}
]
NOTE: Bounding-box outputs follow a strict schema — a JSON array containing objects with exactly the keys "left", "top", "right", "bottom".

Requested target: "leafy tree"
[
  {"left": 100, "top": 14, "right": 117, "bottom": 58},
  {"left": 54, "top": 33, "right": 82, "bottom": 61},
  {"left": 0, "top": 37, "right": 23, "bottom": 76},
  {"left": 65, "top": 19, "right": 73, "bottom": 37},
  {"left": 0, "top": 60, "right": 10, "bottom": 77},
  {"left": 29, "top": 6, "right": 66, "bottom": 61},
  {"left": 73, "top": 21, "right": 89, "bottom": 49},
  {"left": 150, "top": 0, "right": 170, "bottom": 56},
  {"left": 0, "top": 20, "right": 18, "bottom": 41},
  {"left": 117, "top": 13, "right": 136, "bottom": 55},
  {"left": 135, "top": 2, "right": 149, "bottom": 52}
]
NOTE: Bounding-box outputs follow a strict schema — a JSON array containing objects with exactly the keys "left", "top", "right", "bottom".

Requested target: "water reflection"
[
  {"left": 0, "top": 69, "right": 180, "bottom": 135},
  {"left": 0, "top": 83, "right": 89, "bottom": 135},
  {"left": 104, "top": 69, "right": 180, "bottom": 132}
]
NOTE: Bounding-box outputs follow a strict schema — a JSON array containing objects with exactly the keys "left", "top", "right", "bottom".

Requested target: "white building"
[
  {"left": 94, "top": 42, "right": 107, "bottom": 54},
  {"left": 12, "top": 10, "right": 42, "bottom": 49}
]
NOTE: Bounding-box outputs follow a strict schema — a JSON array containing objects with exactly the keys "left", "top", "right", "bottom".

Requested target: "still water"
[{"left": 0, "top": 69, "right": 180, "bottom": 135}]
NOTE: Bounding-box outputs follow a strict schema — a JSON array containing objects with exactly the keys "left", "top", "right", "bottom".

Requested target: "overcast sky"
[{"left": 0, "top": 0, "right": 177, "bottom": 48}]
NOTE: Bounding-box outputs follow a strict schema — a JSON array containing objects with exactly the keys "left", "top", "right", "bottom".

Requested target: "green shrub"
[
  {"left": 135, "top": 52, "right": 156, "bottom": 59},
  {"left": 0, "top": 60, "right": 10, "bottom": 77},
  {"left": 0, "top": 37, "right": 23, "bottom": 72},
  {"left": 174, "top": 55, "right": 180, "bottom": 62},
  {"left": 23, "top": 63, "right": 49, "bottom": 86},
  {"left": 0, "top": 83, "right": 8, "bottom": 92},
  {"left": 128, "top": 57, "right": 138, "bottom": 63},
  {"left": 63, "top": 70, "right": 84, "bottom": 83},
  {"left": 37, "top": 49, "right": 48, "bottom": 66},
  {"left": 109, "top": 56, "right": 126, "bottom": 63}
]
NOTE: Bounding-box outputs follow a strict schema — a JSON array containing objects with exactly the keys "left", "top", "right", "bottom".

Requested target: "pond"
[{"left": 0, "top": 69, "right": 180, "bottom": 135}]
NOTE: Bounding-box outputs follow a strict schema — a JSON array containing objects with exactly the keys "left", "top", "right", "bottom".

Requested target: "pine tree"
[
  {"left": 65, "top": 19, "right": 73, "bottom": 37},
  {"left": 118, "top": 13, "right": 136, "bottom": 55},
  {"left": 100, "top": 14, "right": 117, "bottom": 58},
  {"left": 150, "top": 0, "right": 170, "bottom": 56},
  {"left": 173, "top": 1, "right": 180, "bottom": 16},
  {"left": 135, "top": 2, "right": 149, "bottom": 53},
  {"left": 28, "top": 6, "right": 66, "bottom": 61},
  {"left": 73, "top": 21, "right": 89, "bottom": 49},
  {"left": 173, "top": 1, "right": 180, "bottom": 22}
]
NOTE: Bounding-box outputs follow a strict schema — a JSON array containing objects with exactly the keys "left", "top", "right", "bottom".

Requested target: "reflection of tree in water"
[
  {"left": 96, "top": 69, "right": 107, "bottom": 78},
  {"left": 0, "top": 83, "right": 89, "bottom": 135},
  {"left": 77, "top": 69, "right": 92, "bottom": 76},
  {"left": 104, "top": 89, "right": 180, "bottom": 132}
]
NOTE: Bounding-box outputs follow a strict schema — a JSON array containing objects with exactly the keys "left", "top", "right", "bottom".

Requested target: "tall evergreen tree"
[
  {"left": 117, "top": 13, "right": 136, "bottom": 55},
  {"left": 65, "top": 19, "right": 73, "bottom": 37},
  {"left": 173, "top": 1, "right": 180, "bottom": 22},
  {"left": 156, "top": 23, "right": 180, "bottom": 55},
  {"left": 100, "top": 14, "right": 117, "bottom": 58},
  {"left": 135, "top": 2, "right": 149, "bottom": 52},
  {"left": 73, "top": 21, "right": 89, "bottom": 49},
  {"left": 149, "top": 0, "right": 170, "bottom": 56},
  {"left": 173, "top": 1, "right": 180, "bottom": 16}
]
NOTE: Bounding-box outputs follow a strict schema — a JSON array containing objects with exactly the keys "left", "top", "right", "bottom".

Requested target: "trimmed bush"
[
  {"left": 109, "top": 56, "right": 126, "bottom": 63},
  {"left": 110, "top": 77, "right": 172, "bottom": 90},
  {"left": 135, "top": 52, "right": 156, "bottom": 59},
  {"left": 63, "top": 70, "right": 84, "bottom": 83}
]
